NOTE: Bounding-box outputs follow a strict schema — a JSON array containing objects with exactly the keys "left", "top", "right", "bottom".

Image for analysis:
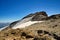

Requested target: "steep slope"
[
  {"left": 11, "top": 11, "right": 48, "bottom": 29},
  {"left": 0, "top": 11, "right": 48, "bottom": 31},
  {"left": 32, "top": 11, "right": 48, "bottom": 21}
]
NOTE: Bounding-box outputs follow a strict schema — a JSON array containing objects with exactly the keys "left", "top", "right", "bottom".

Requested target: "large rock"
[{"left": 32, "top": 11, "right": 48, "bottom": 21}]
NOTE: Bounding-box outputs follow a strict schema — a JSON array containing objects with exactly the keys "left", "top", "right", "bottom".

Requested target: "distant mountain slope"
[{"left": 0, "top": 23, "right": 10, "bottom": 28}]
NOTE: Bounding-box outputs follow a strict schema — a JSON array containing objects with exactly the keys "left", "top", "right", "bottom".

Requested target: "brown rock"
[
  {"left": 48, "top": 14, "right": 60, "bottom": 19},
  {"left": 32, "top": 11, "right": 48, "bottom": 21}
]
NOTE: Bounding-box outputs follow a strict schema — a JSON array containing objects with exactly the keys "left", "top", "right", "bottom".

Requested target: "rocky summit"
[
  {"left": 0, "top": 11, "right": 60, "bottom": 40},
  {"left": 31, "top": 11, "right": 48, "bottom": 21},
  {"left": 4, "top": 11, "right": 48, "bottom": 28},
  {"left": 22, "top": 11, "right": 48, "bottom": 21}
]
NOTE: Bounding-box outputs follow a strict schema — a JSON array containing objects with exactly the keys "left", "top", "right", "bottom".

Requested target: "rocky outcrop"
[
  {"left": 9, "top": 21, "right": 19, "bottom": 28},
  {"left": 32, "top": 11, "right": 48, "bottom": 21},
  {"left": 48, "top": 14, "right": 60, "bottom": 20},
  {"left": 22, "top": 11, "right": 48, "bottom": 21},
  {"left": 22, "top": 13, "right": 34, "bottom": 19}
]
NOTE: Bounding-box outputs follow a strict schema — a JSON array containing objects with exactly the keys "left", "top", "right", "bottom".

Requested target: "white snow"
[
  {"left": 17, "top": 17, "right": 33, "bottom": 24},
  {"left": 0, "top": 17, "right": 33, "bottom": 31},
  {"left": 12, "top": 21, "right": 44, "bottom": 29},
  {"left": 0, "top": 16, "right": 44, "bottom": 30}
]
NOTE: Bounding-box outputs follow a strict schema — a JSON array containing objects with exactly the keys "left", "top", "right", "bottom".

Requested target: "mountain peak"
[
  {"left": 35, "top": 11, "right": 48, "bottom": 16},
  {"left": 22, "top": 11, "right": 48, "bottom": 21},
  {"left": 32, "top": 11, "right": 48, "bottom": 21}
]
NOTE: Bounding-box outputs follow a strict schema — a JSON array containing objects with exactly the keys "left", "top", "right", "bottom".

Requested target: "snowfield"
[
  {"left": 17, "top": 17, "right": 33, "bottom": 24},
  {"left": 12, "top": 21, "right": 44, "bottom": 29},
  {"left": 12, "top": 16, "right": 44, "bottom": 29},
  {"left": 0, "top": 16, "right": 44, "bottom": 31},
  {"left": 0, "top": 21, "right": 44, "bottom": 31}
]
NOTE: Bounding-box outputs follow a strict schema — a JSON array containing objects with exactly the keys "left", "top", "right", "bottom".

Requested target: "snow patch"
[
  {"left": 12, "top": 21, "right": 44, "bottom": 29},
  {"left": 17, "top": 17, "right": 33, "bottom": 24}
]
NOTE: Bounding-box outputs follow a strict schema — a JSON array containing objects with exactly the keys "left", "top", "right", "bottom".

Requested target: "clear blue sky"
[{"left": 0, "top": 0, "right": 60, "bottom": 23}]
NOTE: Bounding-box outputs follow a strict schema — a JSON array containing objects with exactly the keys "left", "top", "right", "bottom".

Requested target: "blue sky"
[{"left": 0, "top": 0, "right": 60, "bottom": 23}]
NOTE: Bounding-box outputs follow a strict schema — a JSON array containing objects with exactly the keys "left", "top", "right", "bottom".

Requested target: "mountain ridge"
[{"left": 0, "top": 11, "right": 60, "bottom": 40}]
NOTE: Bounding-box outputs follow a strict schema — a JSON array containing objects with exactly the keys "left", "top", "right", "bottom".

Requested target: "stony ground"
[{"left": 0, "top": 19, "right": 60, "bottom": 40}]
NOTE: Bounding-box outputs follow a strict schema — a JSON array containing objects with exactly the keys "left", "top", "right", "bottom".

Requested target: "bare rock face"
[
  {"left": 22, "top": 13, "right": 34, "bottom": 19},
  {"left": 9, "top": 21, "right": 19, "bottom": 28},
  {"left": 32, "top": 11, "right": 48, "bottom": 21},
  {"left": 22, "top": 11, "right": 48, "bottom": 21}
]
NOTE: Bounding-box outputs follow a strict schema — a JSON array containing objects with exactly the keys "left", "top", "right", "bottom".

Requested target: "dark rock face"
[
  {"left": 35, "top": 11, "right": 48, "bottom": 16},
  {"left": 26, "top": 35, "right": 33, "bottom": 39},
  {"left": 22, "top": 11, "right": 48, "bottom": 21},
  {"left": 9, "top": 21, "right": 19, "bottom": 28},
  {"left": 32, "top": 11, "right": 48, "bottom": 21},
  {"left": 22, "top": 13, "right": 34, "bottom": 19},
  {"left": 48, "top": 14, "right": 60, "bottom": 20}
]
